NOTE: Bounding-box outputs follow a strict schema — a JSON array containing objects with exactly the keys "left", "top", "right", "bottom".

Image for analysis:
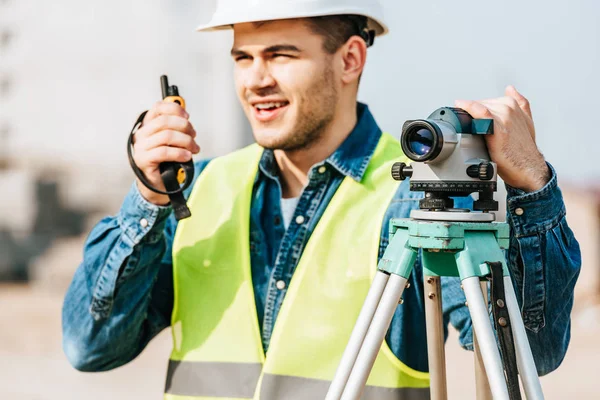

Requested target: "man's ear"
[{"left": 340, "top": 36, "right": 367, "bottom": 85}]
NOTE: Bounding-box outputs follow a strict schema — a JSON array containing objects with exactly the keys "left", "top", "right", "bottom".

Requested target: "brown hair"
[
  {"left": 304, "top": 15, "right": 369, "bottom": 54},
  {"left": 252, "top": 15, "right": 370, "bottom": 54}
]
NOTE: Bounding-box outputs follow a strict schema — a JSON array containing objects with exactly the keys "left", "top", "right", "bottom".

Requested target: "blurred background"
[{"left": 1, "top": 0, "right": 598, "bottom": 398}]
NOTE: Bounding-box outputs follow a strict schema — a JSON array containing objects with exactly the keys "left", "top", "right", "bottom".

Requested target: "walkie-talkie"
[
  {"left": 161, "top": 75, "right": 186, "bottom": 109},
  {"left": 127, "top": 75, "right": 195, "bottom": 221}
]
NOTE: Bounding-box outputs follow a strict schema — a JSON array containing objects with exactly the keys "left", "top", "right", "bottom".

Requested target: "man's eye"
[
  {"left": 273, "top": 54, "right": 291, "bottom": 59},
  {"left": 235, "top": 56, "right": 250, "bottom": 62}
]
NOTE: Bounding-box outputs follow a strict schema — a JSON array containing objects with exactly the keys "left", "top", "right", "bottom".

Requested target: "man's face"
[{"left": 231, "top": 19, "right": 340, "bottom": 151}]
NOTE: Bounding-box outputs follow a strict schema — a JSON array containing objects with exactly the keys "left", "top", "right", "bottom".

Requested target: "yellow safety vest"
[{"left": 166, "top": 133, "right": 430, "bottom": 400}]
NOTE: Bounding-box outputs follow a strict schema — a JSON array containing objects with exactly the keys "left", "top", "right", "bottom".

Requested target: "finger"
[
  {"left": 479, "top": 97, "right": 531, "bottom": 121},
  {"left": 454, "top": 99, "right": 494, "bottom": 119},
  {"left": 143, "top": 101, "right": 189, "bottom": 124},
  {"left": 476, "top": 98, "right": 536, "bottom": 142},
  {"left": 136, "top": 114, "right": 197, "bottom": 140},
  {"left": 479, "top": 96, "right": 520, "bottom": 112},
  {"left": 139, "top": 147, "right": 193, "bottom": 166},
  {"left": 140, "top": 130, "right": 201, "bottom": 154},
  {"left": 497, "top": 88, "right": 536, "bottom": 141},
  {"left": 505, "top": 85, "right": 532, "bottom": 119},
  {"left": 478, "top": 100, "right": 513, "bottom": 117}
]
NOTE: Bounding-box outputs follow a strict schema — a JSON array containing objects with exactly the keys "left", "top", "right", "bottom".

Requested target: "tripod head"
[{"left": 392, "top": 107, "right": 498, "bottom": 214}]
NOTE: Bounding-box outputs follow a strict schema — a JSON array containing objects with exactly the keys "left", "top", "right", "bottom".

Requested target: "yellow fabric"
[
  {"left": 169, "top": 134, "right": 429, "bottom": 399},
  {"left": 171, "top": 144, "right": 265, "bottom": 364}
]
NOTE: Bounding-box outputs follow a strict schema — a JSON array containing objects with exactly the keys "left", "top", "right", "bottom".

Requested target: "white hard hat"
[{"left": 197, "top": 0, "right": 389, "bottom": 37}]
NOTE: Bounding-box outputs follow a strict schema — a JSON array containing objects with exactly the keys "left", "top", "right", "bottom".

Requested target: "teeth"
[{"left": 255, "top": 102, "right": 286, "bottom": 110}]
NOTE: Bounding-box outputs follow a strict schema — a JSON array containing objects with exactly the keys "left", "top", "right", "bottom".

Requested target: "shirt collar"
[{"left": 258, "top": 102, "right": 382, "bottom": 183}]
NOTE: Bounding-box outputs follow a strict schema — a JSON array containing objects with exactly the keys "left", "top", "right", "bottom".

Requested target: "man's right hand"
[{"left": 132, "top": 101, "right": 200, "bottom": 205}]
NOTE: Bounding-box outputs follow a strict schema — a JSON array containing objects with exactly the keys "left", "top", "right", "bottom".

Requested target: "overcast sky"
[{"left": 359, "top": 0, "right": 599, "bottom": 183}]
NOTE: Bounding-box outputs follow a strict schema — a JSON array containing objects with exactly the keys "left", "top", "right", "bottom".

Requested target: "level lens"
[
  {"left": 401, "top": 120, "right": 444, "bottom": 162},
  {"left": 407, "top": 128, "right": 434, "bottom": 157}
]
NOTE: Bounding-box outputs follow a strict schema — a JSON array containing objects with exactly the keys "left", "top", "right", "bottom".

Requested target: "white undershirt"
[{"left": 280, "top": 197, "right": 300, "bottom": 229}]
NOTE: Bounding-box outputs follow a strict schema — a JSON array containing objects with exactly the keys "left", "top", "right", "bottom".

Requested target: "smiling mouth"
[
  {"left": 254, "top": 101, "right": 289, "bottom": 111},
  {"left": 252, "top": 101, "right": 290, "bottom": 122}
]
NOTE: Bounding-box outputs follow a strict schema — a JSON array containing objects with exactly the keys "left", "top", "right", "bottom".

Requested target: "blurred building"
[
  {"left": 2, "top": 0, "right": 251, "bottom": 204},
  {"left": 0, "top": 0, "right": 251, "bottom": 280},
  {"left": 563, "top": 186, "right": 600, "bottom": 309}
]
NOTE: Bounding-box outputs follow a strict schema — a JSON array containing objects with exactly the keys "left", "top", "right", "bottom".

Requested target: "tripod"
[{"left": 326, "top": 210, "right": 545, "bottom": 400}]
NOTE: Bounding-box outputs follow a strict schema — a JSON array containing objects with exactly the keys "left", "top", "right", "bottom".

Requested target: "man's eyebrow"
[
  {"left": 230, "top": 44, "right": 302, "bottom": 57},
  {"left": 263, "top": 44, "right": 302, "bottom": 53}
]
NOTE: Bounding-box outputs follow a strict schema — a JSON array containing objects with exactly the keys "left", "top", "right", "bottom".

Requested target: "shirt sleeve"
[
  {"left": 503, "top": 163, "right": 581, "bottom": 374},
  {"left": 444, "top": 163, "right": 581, "bottom": 376},
  {"left": 61, "top": 160, "right": 209, "bottom": 372}
]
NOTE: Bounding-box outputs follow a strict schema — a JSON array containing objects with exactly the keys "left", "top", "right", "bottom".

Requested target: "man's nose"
[{"left": 245, "top": 59, "right": 276, "bottom": 91}]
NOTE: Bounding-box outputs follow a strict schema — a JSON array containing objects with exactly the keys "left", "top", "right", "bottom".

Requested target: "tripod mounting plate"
[
  {"left": 411, "top": 210, "right": 495, "bottom": 222},
  {"left": 388, "top": 218, "right": 510, "bottom": 262}
]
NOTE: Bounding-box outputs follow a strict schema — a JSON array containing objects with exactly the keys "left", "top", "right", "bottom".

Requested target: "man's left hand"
[{"left": 455, "top": 86, "right": 551, "bottom": 192}]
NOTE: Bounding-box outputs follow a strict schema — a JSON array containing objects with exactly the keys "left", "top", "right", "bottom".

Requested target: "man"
[{"left": 62, "top": 1, "right": 581, "bottom": 399}]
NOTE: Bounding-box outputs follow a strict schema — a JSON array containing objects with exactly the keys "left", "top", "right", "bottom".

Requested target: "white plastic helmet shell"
[{"left": 196, "top": 0, "right": 389, "bottom": 37}]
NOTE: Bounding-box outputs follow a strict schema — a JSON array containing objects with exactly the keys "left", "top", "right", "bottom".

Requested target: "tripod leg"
[
  {"left": 424, "top": 275, "right": 447, "bottom": 400},
  {"left": 474, "top": 281, "right": 493, "bottom": 400},
  {"left": 503, "top": 276, "right": 545, "bottom": 400},
  {"left": 326, "top": 271, "right": 391, "bottom": 400},
  {"left": 341, "top": 273, "right": 411, "bottom": 400},
  {"left": 462, "top": 277, "right": 510, "bottom": 400}
]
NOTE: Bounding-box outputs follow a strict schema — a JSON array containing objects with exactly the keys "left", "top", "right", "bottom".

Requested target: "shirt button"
[
  {"left": 276, "top": 280, "right": 286, "bottom": 290},
  {"left": 295, "top": 215, "right": 305, "bottom": 225},
  {"left": 318, "top": 166, "right": 327, "bottom": 174},
  {"left": 140, "top": 218, "right": 149, "bottom": 228},
  {"left": 515, "top": 208, "right": 524, "bottom": 216}
]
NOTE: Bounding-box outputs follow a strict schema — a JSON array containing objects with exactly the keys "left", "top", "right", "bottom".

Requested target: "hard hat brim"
[{"left": 196, "top": 9, "right": 388, "bottom": 37}]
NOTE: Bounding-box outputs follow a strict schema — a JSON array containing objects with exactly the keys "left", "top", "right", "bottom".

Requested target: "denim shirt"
[{"left": 62, "top": 103, "right": 581, "bottom": 376}]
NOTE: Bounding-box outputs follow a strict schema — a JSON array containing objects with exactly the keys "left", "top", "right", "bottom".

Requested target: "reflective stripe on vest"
[
  {"left": 168, "top": 133, "right": 430, "bottom": 400},
  {"left": 165, "top": 360, "right": 430, "bottom": 400},
  {"left": 165, "top": 360, "right": 262, "bottom": 398}
]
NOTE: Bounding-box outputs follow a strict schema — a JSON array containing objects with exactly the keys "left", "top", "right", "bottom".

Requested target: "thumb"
[{"left": 455, "top": 99, "right": 493, "bottom": 120}]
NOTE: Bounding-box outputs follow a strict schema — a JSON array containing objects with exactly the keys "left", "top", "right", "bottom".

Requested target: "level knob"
[
  {"left": 466, "top": 162, "right": 494, "bottom": 181},
  {"left": 391, "top": 162, "right": 413, "bottom": 181}
]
